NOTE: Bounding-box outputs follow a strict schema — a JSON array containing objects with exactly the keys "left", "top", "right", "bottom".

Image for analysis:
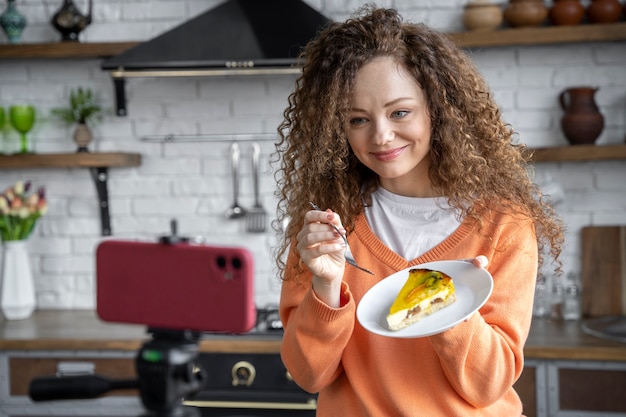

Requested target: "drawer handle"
[{"left": 56, "top": 361, "right": 95, "bottom": 377}]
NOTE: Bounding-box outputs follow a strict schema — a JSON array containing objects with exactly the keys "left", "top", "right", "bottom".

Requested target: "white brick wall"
[{"left": 1, "top": 0, "right": 625, "bottom": 310}]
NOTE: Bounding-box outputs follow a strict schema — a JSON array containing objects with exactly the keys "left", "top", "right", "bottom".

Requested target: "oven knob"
[{"left": 231, "top": 361, "right": 256, "bottom": 386}]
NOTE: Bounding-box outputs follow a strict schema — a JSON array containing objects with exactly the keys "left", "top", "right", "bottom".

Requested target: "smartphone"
[{"left": 96, "top": 240, "right": 256, "bottom": 334}]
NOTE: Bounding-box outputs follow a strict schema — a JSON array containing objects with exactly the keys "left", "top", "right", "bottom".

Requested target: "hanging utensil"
[
  {"left": 225, "top": 142, "right": 246, "bottom": 219},
  {"left": 246, "top": 142, "right": 267, "bottom": 233}
]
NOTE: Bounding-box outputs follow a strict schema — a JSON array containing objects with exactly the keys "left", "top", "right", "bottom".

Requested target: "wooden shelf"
[
  {"left": 448, "top": 22, "right": 626, "bottom": 48},
  {"left": 1, "top": 23, "right": 625, "bottom": 60},
  {"left": 530, "top": 144, "right": 626, "bottom": 162},
  {"left": 0, "top": 42, "right": 138, "bottom": 59},
  {"left": 0, "top": 152, "right": 141, "bottom": 236},
  {"left": 0, "top": 152, "right": 141, "bottom": 168}
]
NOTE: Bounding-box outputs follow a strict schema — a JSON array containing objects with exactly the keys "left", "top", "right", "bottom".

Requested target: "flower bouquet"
[{"left": 0, "top": 181, "right": 47, "bottom": 241}]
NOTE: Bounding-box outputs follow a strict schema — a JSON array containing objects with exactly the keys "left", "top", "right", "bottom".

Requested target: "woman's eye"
[
  {"left": 391, "top": 110, "right": 409, "bottom": 119},
  {"left": 350, "top": 117, "right": 367, "bottom": 126}
]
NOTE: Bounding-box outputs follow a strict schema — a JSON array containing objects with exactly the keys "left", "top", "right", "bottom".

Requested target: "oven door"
[{"left": 184, "top": 353, "right": 317, "bottom": 417}]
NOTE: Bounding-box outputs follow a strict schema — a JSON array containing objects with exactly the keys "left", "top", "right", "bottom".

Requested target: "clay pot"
[
  {"left": 549, "top": 0, "right": 585, "bottom": 25},
  {"left": 586, "top": 0, "right": 623, "bottom": 24},
  {"left": 463, "top": 1, "right": 504, "bottom": 31},
  {"left": 559, "top": 87, "right": 604, "bottom": 145},
  {"left": 503, "top": 0, "right": 549, "bottom": 28},
  {"left": 73, "top": 123, "right": 93, "bottom": 152}
]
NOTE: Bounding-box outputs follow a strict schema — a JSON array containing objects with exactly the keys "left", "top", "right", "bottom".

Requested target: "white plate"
[{"left": 356, "top": 260, "right": 493, "bottom": 338}]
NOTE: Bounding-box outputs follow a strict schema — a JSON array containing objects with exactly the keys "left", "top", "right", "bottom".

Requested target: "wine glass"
[{"left": 9, "top": 105, "right": 36, "bottom": 154}]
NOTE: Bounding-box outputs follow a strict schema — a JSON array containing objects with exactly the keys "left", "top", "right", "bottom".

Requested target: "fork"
[{"left": 309, "top": 202, "right": 374, "bottom": 275}]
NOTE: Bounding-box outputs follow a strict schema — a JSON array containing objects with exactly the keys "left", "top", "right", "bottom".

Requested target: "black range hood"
[{"left": 102, "top": 0, "right": 331, "bottom": 116}]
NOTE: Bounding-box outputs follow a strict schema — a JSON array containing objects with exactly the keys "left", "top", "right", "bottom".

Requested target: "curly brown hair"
[{"left": 271, "top": 6, "right": 563, "bottom": 278}]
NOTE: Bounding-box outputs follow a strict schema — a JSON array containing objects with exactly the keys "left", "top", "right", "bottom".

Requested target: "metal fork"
[{"left": 309, "top": 202, "right": 374, "bottom": 275}]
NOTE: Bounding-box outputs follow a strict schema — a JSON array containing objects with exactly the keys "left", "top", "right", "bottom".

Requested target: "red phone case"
[{"left": 96, "top": 240, "right": 256, "bottom": 334}]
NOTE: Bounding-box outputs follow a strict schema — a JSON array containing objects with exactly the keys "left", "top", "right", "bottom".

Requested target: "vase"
[
  {"left": 586, "top": 0, "right": 622, "bottom": 24},
  {"left": 503, "top": 0, "right": 549, "bottom": 28},
  {"left": 0, "top": 0, "right": 27, "bottom": 44},
  {"left": 0, "top": 240, "right": 36, "bottom": 320},
  {"left": 463, "top": 1, "right": 504, "bottom": 32},
  {"left": 549, "top": 0, "right": 585, "bottom": 25},
  {"left": 73, "top": 122, "right": 93, "bottom": 152},
  {"left": 51, "top": 0, "right": 93, "bottom": 42},
  {"left": 559, "top": 87, "right": 605, "bottom": 145}
]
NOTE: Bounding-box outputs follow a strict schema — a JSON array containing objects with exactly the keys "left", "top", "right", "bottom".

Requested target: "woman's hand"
[
  {"left": 469, "top": 255, "right": 489, "bottom": 269},
  {"left": 296, "top": 208, "right": 347, "bottom": 307}
]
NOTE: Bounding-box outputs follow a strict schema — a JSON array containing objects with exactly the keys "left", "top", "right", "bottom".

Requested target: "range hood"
[{"left": 102, "top": 0, "right": 332, "bottom": 116}]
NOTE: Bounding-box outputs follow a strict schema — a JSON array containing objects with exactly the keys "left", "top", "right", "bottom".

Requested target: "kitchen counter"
[
  {"left": 0, "top": 310, "right": 282, "bottom": 353},
  {"left": 0, "top": 310, "right": 624, "bottom": 361}
]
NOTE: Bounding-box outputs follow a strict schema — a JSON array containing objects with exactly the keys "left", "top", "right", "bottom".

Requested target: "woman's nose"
[{"left": 372, "top": 120, "right": 394, "bottom": 145}]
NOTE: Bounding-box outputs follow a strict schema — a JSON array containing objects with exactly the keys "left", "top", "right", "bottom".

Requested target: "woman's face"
[{"left": 347, "top": 56, "right": 434, "bottom": 197}]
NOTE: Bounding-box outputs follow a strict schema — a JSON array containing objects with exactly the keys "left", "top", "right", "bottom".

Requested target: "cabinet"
[
  {"left": 514, "top": 364, "right": 540, "bottom": 417},
  {"left": 0, "top": 351, "right": 143, "bottom": 417},
  {"left": 517, "top": 359, "right": 626, "bottom": 417}
]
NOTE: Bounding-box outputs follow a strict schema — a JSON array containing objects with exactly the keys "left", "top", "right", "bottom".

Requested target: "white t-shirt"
[{"left": 364, "top": 187, "right": 462, "bottom": 261}]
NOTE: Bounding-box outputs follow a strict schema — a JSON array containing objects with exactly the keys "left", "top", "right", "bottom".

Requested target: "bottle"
[
  {"left": 550, "top": 279, "right": 564, "bottom": 320},
  {"left": 563, "top": 272, "right": 581, "bottom": 320},
  {"left": 533, "top": 273, "right": 550, "bottom": 318}
]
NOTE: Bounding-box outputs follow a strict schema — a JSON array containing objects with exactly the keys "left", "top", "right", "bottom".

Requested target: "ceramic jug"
[
  {"left": 559, "top": 87, "right": 604, "bottom": 145},
  {"left": 51, "top": 0, "right": 93, "bottom": 42}
]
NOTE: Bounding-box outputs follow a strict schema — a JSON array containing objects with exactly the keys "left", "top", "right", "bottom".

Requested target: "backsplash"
[{"left": 0, "top": 0, "right": 625, "bottom": 310}]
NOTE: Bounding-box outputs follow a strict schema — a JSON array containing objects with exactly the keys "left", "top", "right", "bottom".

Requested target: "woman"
[{"left": 272, "top": 6, "right": 563, "bottom": 416}]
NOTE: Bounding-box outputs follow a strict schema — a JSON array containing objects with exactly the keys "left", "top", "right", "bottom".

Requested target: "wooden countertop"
[
  {"left": 0, "top": 310, "right": 282, "bottom": 353},
  {"left": 0, "top": 311, "right": 624, "bottom": 361}
]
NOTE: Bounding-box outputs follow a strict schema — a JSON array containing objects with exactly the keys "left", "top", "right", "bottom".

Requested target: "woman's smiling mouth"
[{"left": 371, "top": 146, "right": 408, "bottom": 162}]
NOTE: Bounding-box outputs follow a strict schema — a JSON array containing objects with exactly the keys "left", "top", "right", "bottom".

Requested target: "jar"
[
  {"left": 463, "top": 0, "right": 504, "bottom": 31},
  {"left": 563, "top": 272, "right": 581, "bottom": 320},
  {"left": 549, "top": 0, "right": 585, "bottom": 25},
  {"left": 586, "top": 0, "right": 623, "bottom": 24},
  {"left": 503, "top": 0, "right": 549, "bottom": 27},
  {"left": 533, "top": 273, "right": 550, "bottom": 318},
  {"left": 550, "top": 280, "right": 564, "bottom": 320}
]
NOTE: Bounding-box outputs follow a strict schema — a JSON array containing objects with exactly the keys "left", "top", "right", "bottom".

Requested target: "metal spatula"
[{"left": 246, "top": 142, "right": 267, "bottom": 233}]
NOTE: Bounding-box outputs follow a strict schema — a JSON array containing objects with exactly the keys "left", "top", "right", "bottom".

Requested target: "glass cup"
[{"left": 9, "top": 104, "right": 36, "bottom": 154}]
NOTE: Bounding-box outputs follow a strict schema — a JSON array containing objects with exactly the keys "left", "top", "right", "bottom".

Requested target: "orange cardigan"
[{"left": 280, "top": 210, "right": 537, "bottom": 416}]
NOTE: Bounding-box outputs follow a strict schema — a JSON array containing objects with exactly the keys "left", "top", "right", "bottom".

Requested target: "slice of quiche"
[{"left": 386, "top": 268, "right": 457, "bottom": 331}]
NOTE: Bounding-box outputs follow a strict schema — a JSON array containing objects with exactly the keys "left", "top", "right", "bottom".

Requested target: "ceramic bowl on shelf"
[
  {"left": 549, "top": 0, "right": 585, "bottom": 26},
  {"left": 463, "top": 0, "right": 504, "bottom": 31},
  {"left": 585, "top": 0, "right": 623, "bottom": 24},
  {"left": 503, "top": 0, "right": 549, "bottom": 28}
]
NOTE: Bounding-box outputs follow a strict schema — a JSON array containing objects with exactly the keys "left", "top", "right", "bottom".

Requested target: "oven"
[
  {"left": 184, "top": 352, "right": 316, "bottom": 416},
  {"left": 183, "top": 307, "right": 317, "bottom": 416}
]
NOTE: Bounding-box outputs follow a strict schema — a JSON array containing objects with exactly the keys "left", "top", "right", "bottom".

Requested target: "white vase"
[{"left": 0, "top": 240, "right": 36, "bottom": 320}]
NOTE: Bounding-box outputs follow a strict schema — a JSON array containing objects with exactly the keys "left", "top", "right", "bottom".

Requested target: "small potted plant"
[{"left": 51, "top": 87, "right": 105, "bottom": 152}]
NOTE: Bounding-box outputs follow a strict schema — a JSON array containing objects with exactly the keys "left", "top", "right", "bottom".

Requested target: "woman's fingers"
[{"left": 461, "top": 255, "right": 489, "bottom": 269}]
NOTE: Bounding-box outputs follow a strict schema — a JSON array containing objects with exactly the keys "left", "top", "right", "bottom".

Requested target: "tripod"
[{"left": 29, "top": 328, "right": 206, "bottom": 417}]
